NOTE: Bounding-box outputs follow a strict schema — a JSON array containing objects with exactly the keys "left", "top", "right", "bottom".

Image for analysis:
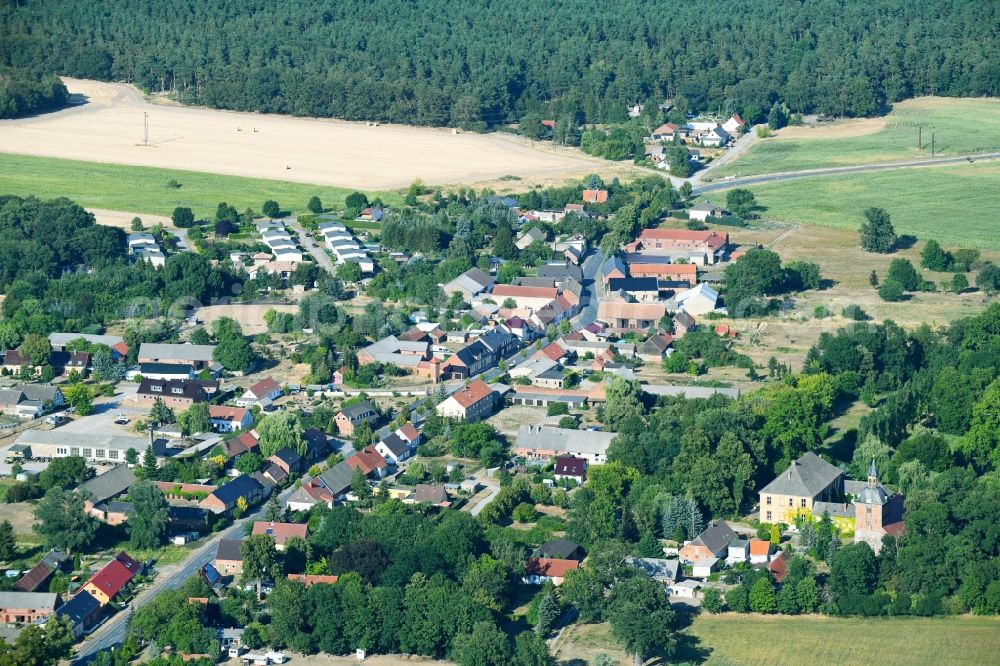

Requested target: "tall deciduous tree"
[
  {"left": 32, "top": 488, "right": 98, "bottom": 554},
  {"left": 20, "top": 334, "right": 52, "bottom": 367},
  {"left": 829, "top": 542, "right": 878, "bottom": 599},
  {"left": 262, "top": 200, "right": 280, "bottom": 218},
  {"left": 493, "top": 221, "right": 516, "bottom": 259},
  {"left": 452, "top": 621, "right": 511, "bottom": 666},
  {"left": 724, "top": 248, "right": 785, "bottom": 315},
  {"left": 213, "top": 335, "right": 256, "bottom": 372},
  {"left": 608, "top": 576, "right": 677, "bottom": 666},
  {"left": 964, "top": 379, "right": 1000, "bottom": 471},
  {"left": 128, "top": 481, "right": 170, "bottom": 549},
  {"left": 859, "top": 207, "right": 896, "bottom": 253},
  {"left": 242, "top": 534, "right": 280, "bottom": 597},
  {"left": 749, "top": 577, "right": 777, "bottom": 613},
  {"left": 257, "top": 411, "right": 305, "bottom": 457},
  {"left": 171, "top": 206, "right": 195, "bottom": 228},
  {"left": 513, "top": 632, "right": 553, "bottom": 666},
  {"left": 600, "top": 376, "right": 644, "bottom": 431},
  {"left": 39, "top": 456, "right": 90, "bottom": 490},
  {"left": 178, "top": 402, "right": 210, "bottom": 435},
  {"left": 920, "top": 239, "right": 952, "bottom": 271},
  {"left": 725, "top": 188, "right": 758, "bottom": 218}
]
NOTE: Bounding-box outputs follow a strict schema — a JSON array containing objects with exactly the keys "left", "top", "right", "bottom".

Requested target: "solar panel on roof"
[{"left": 201, "top": 563, "right": 222, "bottom": 584}]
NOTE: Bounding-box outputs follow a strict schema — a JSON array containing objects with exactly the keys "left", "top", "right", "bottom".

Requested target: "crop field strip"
[{"left": 715, "top": 97, "right": 1000, "bottom": 177}]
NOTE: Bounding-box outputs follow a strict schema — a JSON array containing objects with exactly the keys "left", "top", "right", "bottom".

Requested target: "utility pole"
[
  {"left": 143, "top": 112, "right": 148, "bottom": 147},
  {"left": 931, "top": 132, "right": 935, "bottom": 157},
  {"left": 917, "top": 126, "right": 922, "bottom": 150}
]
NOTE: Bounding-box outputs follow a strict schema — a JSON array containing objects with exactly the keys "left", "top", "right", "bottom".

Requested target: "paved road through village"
[{"left": 71, "top": 480, "right": 302, "bottom": 664}]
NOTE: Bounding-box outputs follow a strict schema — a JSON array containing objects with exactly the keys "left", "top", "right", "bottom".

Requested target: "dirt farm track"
[{"left": 0, "top": 78, "right": 603, "bottom": 190}]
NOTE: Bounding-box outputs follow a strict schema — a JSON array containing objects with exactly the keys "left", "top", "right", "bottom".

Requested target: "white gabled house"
[
  {"left": 374, "top": 422, "right": 421, "bottom": 464},
  {"left": 236, "top": 377, "right": 282, "bottom": 408}
]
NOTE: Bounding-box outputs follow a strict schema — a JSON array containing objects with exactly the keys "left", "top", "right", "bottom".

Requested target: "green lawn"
[
  {"left": 715, "top": 97, "right": 1000, "bottom": 177},
  {"left": 728, "top": 162, "right": 1000, "bottom": 249},
  {"left": 0, "top": 153, "right": 401, "bottom": 219},
  {"left": 686, "top": 614, "right": 1000, "bottom": 666}
]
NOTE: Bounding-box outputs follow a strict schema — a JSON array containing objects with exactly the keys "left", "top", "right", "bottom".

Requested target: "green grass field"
[
  {"left": 728, "top": 162, "right": 1000, "bottom": 249},
  {"left": 686, "top": 614, "right": 1000, "bottom": 666},
  {"left": 0, "top": 153, "right": 400, "bottom": 219},
  {"left": 715, "top": 97, "right": 1000, "bottom": 177}
]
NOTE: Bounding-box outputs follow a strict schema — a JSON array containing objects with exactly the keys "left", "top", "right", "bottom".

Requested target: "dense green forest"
[
  {"left": 0, "top": 195, "right": 125, "bottom": 289},
  {"left": 2, "top": 0, "right": 998, "bottom": 126},
  {"left": 0, "top": 67, "right": 68, "bottom": 119}
]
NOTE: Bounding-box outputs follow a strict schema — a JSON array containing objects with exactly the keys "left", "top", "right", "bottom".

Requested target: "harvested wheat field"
[
  {"left": 0, "top": 78, "right": 605, "bottom": 190},
  {"left": 87, "top": 208, "right": 174, "bottom": 230},
  {"left": 775, "top": 116, "right": 887, "bottom": 140}
]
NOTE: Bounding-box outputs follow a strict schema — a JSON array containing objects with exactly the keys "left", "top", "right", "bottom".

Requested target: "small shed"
[{"left": 692, "top": 557, "right": 718, "bottom": 578}]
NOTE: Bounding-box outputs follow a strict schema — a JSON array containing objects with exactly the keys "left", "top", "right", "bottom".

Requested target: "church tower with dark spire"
[{"left": 853, "top": 458, "right": 902, "bottom": 553}]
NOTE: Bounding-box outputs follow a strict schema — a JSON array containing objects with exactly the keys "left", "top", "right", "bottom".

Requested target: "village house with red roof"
[
  {"left": 436, "top": 379, "right": 497, "bottom": 422},
  {"left": 81, "top": 552, "right": 141, "bottom": 605},
  {"left": 208, "top": 405, "right": 253, "bottom": 432}
]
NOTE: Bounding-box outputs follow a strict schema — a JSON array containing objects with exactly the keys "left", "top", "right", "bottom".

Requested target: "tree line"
[
  {"left": 0, "top": 67, "right": 68, "bottom": 119},
  {"left": 3, "top": 0, "right": 998, "bottom": 127}
]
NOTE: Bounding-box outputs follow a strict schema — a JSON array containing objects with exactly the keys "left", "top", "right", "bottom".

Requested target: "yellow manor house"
[{"left": 759, "top": 453, "right": 905, "bottom": 553}]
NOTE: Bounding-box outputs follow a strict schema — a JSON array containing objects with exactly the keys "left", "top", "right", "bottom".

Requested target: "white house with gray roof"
[
  {"left": 624, "top": 557, "right": 679, "bottom": 584},
  {"left": 0, "top": 384, "right": 64, "bottom": 418},
  {"left": 442, "top": 268, "right": 494, "bottom": 302}
]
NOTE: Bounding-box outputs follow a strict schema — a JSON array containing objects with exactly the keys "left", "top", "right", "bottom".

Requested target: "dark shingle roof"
[
  {"left": 78, "top": 466, "right": 135, "bottom": 505},
  {"left": 139, "top": 362, "right": 194, "bottom": 376},
  {"left": 538, "top": 262, "right": 583, "bottom": 282},
  {"left": 265, "top": 463, "right": 288, "bottom": 484},
  {"left": 215, "top": 539, "right": 243, "bottom": 562},
  {"left": 599, "top": 255, "right": 627, "bottom": 278},
  {"left": 690, "top": 521, "right": 738, "bottom": 555},
  {"left": 211, "top": 475, "right": 264, "bottom": 506},
  {"left": 302, "top": 428, "right": 331, "bottom": 456},
  {"left": 760, "top": 452, "right": 843, "bottom": 497},
  {"left": 340, "top": 400, "right": 376, "bottom": 421},
  {"left": 379, "top": 432, "right": 409, "bottom": 457},
  {"left": 537, "top": 539, "right": 581, "bottom": 560},
  {"left": 319, "top": 460, "right": 354, "bottom": 496},
  {"left": 273, "top": 447, "right": 303, "bottom": 468},
  {"left": 55, "top": 590, "right": 101, "bottom": 624},
  {"left": 138, "top": 377, "right": 207, "bottom": 402},
  {"left": 607, "top": 277, "right": 660, "bottom": 293}
]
